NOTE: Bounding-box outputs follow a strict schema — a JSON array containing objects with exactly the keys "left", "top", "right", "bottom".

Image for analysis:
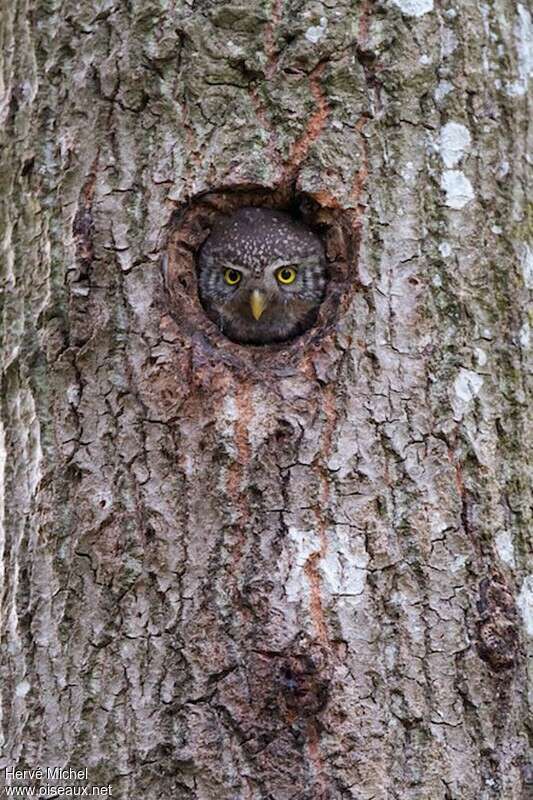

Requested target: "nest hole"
[{"left": 164, "top": 185, "right": 361, "bottom": 374}]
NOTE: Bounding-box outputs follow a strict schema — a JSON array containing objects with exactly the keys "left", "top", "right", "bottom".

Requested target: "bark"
[{"left": 0, "top": 1, "right": 531, "bottom": 799}]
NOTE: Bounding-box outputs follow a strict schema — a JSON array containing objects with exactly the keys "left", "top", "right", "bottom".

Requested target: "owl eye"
[
  {"left": 223, "top": 268, "right": 242, "bottom": 286},
  {"left": 276, "top": 266, "right": 298, "bottom": 285}
]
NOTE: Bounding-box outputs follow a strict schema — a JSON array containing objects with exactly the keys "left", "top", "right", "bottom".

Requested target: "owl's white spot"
[
  {"left": 305, "top": 17, "right": 328, "bottom": 43},
  {"left": 454, "top": 368, "right": 484, "bottom": 402},
  {"left": 392, "top": 0, "right": 433, "bottom": 17},
  {"left": 16, "top": 680, "right": 31, "bottom": 697},
  {"left": 495, "top": 530, "right": 515, "bottom": 567},
  {"left": 517, "top": 575, "right": 533, "bottom": 636},
  {"left": 419, "top": 53, "right": 431, "bottom": 65},
  {"left": 439, "top": 241, "right": 452, "bottom": 258},
  {"left": 440, "top": 170, "right": 475, "bottom": 209},
  {"left": 440, "top": 122, "right": 471, "bottom": 168}
]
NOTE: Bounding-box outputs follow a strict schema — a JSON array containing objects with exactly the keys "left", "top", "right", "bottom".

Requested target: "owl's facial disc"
[
  {"left": 250, "top": 289, "right": 267, "bottom": 321},
  {"left": 198, "top": 207, "right": 327, "bottom": 344},
  {"left": 247, "top": 263, "right": 298, "bottom": 320}
]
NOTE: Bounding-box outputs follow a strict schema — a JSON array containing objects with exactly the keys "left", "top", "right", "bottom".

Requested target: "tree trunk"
[{"left": 1, "top": 1, "right": 531, "bottom": 799}]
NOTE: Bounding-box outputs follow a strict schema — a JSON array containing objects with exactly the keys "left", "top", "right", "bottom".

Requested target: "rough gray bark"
[{"left": 0, "top": 1, "right": 531, "bottom": 799}]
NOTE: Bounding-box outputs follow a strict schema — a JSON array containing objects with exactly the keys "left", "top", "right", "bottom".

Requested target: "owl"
[{"left": 198, "top": 207, "right": 326, "bottom": 344}]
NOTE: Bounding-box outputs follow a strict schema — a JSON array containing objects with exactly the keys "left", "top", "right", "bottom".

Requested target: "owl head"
[{"left": 198, "top": 207, "right": 326, "bottom": 344}]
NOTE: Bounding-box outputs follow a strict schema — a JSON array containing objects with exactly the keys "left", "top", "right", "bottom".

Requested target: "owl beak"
[{"left": 250, "top": 289, "right": 267, "bottom": 321}]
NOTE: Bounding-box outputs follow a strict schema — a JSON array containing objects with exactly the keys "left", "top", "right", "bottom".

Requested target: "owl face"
[{"left": 198, "top": 207, "right": 326, "bottom": 344}]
